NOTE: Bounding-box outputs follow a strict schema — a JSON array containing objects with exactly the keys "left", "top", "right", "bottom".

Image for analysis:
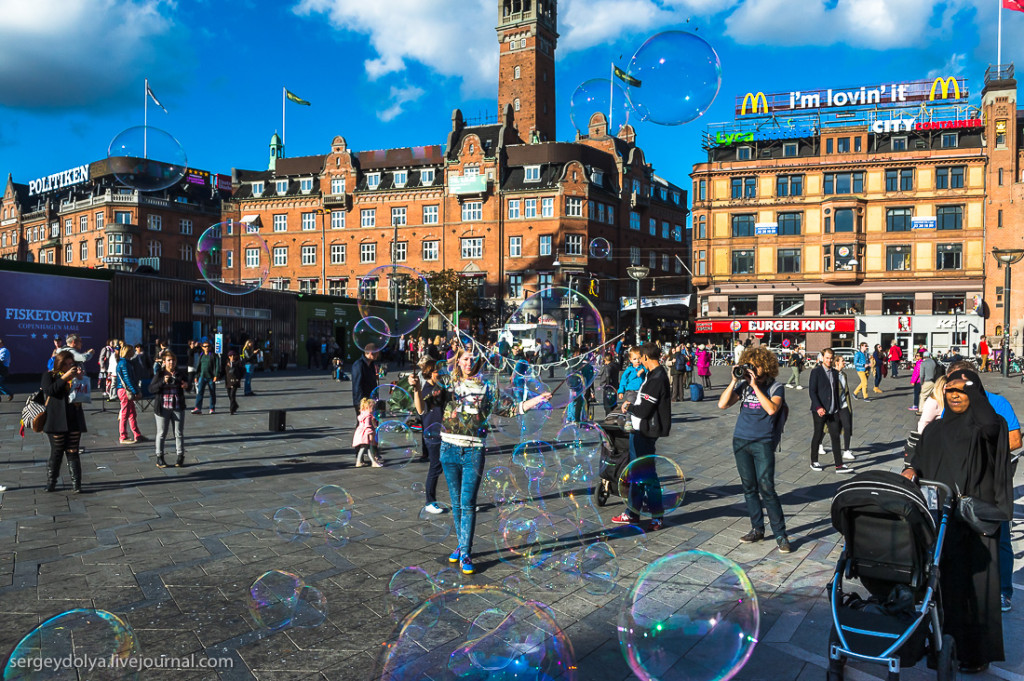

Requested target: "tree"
[{"left": 423, "top": 269, "right": 482, "bottom": 327}]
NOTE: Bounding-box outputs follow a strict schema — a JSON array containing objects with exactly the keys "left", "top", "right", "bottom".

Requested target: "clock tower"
[{"left": 497, "top": 0, "right": 558, "bottom": 142}]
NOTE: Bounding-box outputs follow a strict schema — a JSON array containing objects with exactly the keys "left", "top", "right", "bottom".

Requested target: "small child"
[{"left": 353, "top": 397, "right": 382, "bottom": 467}]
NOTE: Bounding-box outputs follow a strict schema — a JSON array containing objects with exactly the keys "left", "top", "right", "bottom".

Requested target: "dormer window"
[
  {"left": 300, "top": 178, "right": 313, "bottom": 192},
  {"left": 737, "top": 146, "right": 752, "bottom": 161},
  {"left": 421, "top": 169, "right": 435, "bottom": 185},
  {"left": 591, "top": 170, "right": 604, "bottom": 185},
  {"left": 524, "top": 165, "right": 541, "bottom": 182},
  {"left": 672, "top": 191, "right": 680, "bottom": 204},
  {"left": 252, "top": 182, "right": 264, "bottom": 196},
  {"left": 275, "top": 179, "right": 288, "bottom": 193},
  {"left": 394, "top": 170, "right": 407, "bottom": 188},
  {"left": 367, "top": 173, "right": 381, "bottom": 190}
]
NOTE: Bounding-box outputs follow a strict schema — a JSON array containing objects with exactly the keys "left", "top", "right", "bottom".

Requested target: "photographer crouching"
[{"left": 718, "top": 346, "right": 791, "bottom": 553}]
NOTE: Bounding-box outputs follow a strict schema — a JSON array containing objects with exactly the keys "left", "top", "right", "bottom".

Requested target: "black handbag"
[{"left": 955, "top": 487, "right": 1006, "bottom": 536}]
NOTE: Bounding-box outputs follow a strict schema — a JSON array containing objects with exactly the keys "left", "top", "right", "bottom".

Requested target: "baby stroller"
[
  {"left": 594, "top": 415, "right": 631, "bottom": 507},
  {"left": 827, "top": 470, "right": 956, "bottom": 681}
]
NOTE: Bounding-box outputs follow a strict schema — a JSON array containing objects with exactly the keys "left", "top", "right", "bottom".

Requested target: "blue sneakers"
[
  {"left": 460, "top": 555, "right": 475, "bottom": 575},
  {"left": 448, "top": 549, "right": 461, "bottom": 564}
]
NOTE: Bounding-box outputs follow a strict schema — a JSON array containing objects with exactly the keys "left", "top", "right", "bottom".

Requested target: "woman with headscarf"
[{"left": 903, "top": 369, "right": 1012, "bottom": 674}]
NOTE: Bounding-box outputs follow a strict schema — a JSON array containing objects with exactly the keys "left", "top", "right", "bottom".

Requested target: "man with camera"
[{"left": 808, "top": 348, "right": 854, "bottom": 473}]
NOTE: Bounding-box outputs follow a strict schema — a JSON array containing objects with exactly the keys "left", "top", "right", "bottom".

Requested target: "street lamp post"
[
  {"left": 731, "top": 305, "right": 737, "bottom": 349},
  {"left": 992, "top": 248, "right": 1024, "bottom": 376},
  {"left": 627, "top": 266, "right": 650, "bottom": 347}
]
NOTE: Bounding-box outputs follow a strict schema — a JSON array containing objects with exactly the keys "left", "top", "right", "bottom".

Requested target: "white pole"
[
  {"left": 998, "top": 0, "right": 1003, "bottom": 69},
  {"left": 608, "top": 62, "right": 615, "bottom": 133},
  {"left": 144, "top": 78, "right": 148, "bottom": 158},
  {"left": 282, "top": 87, "right": 286, "bottom": 156}
]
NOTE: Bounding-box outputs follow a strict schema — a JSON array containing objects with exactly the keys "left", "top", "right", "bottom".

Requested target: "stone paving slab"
[{"left": 1, "top": 367, "right": 1023, "bottom": 680}]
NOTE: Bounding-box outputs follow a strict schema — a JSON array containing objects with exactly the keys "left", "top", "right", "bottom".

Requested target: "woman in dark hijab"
[{"left": 904, "top": 369, "right": 1012, "bottom": 673}]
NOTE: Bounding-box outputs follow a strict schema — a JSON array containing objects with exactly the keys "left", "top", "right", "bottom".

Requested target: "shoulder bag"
[{"left": 22, "top": 390, "right": 47, "bottom": 433}]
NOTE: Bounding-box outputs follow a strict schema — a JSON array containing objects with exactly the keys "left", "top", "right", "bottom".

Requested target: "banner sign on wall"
[
  {"left": 695, "top": 318, "right": 856, "bottom": 333},
  {"left": 620, "top": 294, "right": 693, "bottom": 311},
  {"left": 0, "top": 270, "right": 110, "bottom": 372}
]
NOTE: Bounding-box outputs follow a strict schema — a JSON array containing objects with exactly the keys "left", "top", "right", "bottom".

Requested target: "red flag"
[{"left": 1004, "top": 0, "right": 1024, "bottom": 13}]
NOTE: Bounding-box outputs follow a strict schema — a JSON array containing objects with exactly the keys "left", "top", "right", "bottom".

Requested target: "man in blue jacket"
[
  {"left": 852, "top": 341, "right": 871, "bottom": 400},
  {"left": 351, "top": 343, "right": 380, "bottom": 413}
]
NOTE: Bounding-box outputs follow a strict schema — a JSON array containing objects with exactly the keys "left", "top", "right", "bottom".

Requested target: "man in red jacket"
[{"left": 887, "top": 343, "right": 903, "bottom": 379}]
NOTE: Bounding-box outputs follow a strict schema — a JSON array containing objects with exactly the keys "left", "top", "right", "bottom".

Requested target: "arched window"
[
  {"left": 514, "top": 98, "right": 521, "bottom": 112},
  {"left": 180, "top": 244, "right": 193, "bottom": 261},
  {"left": 148, "top": 240, "right": 163, "bottom": 257},
  {"left": 514, "top": 66, "right": 521, "bottom": 79}
]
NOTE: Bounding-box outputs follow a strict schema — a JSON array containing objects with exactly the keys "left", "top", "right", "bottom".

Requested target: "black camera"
[{"left": 732, "top": 363, "right": 754, "bottom": 380}]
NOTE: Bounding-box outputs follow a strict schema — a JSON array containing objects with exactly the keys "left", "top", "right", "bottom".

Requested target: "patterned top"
[{"left": 439, "top": 377, "right": 523, "bottom": 448}]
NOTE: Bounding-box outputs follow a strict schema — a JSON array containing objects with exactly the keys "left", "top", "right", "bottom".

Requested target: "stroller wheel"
[
  {"left": 595, "top": 480, "right": 610, "bottom": 507},
  {"left": 936, "top": 634, "right": 957, "bottom": 681}
]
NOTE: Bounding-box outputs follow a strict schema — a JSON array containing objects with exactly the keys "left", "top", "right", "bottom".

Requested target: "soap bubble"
[
  {"left": 602, "top": 523, "right": 649, "bottom": 560},
  {"left": 4, "top": 609, "right": 140, "bottom": 680},
  {"left": 500, "top": 505, "right": 558, "bottom": 568},
  {"left": 377, "top": 420, "right": 418, "bottom": 469},
  {"left": 195, "top": 222, "right": 271, "bottom": 295},
  {"left": 371, "top": 384, "right": 415, "bottom": 418},
  {"left": 291, "top": 585, "right": 328, "bottom": 628},
  {"left": 387, "top": 567, "right": 440, "bottom": 623},
  {"left": 311, "top": 485, "right": 354, "bottom": 526},
  {"left": 410, "top": 481, "right": 425, "bottom": 494},
  {"left": 325, "top": 520, "right": 354, "bottom": 549},
  {"left": 482, "top": 466, "right": 516, "bottom": 505},
  {"left": 378, "top": 586, "right": 577, "bottom": 680},
  {"left": 273, "top": 507, "right": 311, "bottom": 542},
  {"left": 506, "top": 287, "right": 606, "bottom": 369},
  {"left": 589, "top": 237, "right": 611, "bottom": 259},
  {"left": 433, "top": 567, "right": 463, "bottom": 590},
  {"left": 580, "top": 541, "right": 618, "bottom": 595},
  {"left": 353, "top": 317, "right": 391, "bottom": 353},
  {"left": 357, "top": 264, "right": 430, "bottom": 337},
  {"left": 617, "top": 455, "right": 686, "bottom": 519},
  {"left": 418, "top": 503, "right": 452, "bottom": 542},
  {"left": 510, "top": 441, "right": 559, "bottom": 497},
  {"left": 625, "top": 31, "right": 722, "bottom": 126},
  {"left": 619, "top": 551, "right": 759, "bottom": 681},
  {"left": 569, "top": 78, "right": 632, "bottom": 135},
  {"left": 248, "top": 570, "right": 303, "bottom": 630},
  {"left": 107, "top": 125, "right": 187, "bottom": 192},
  {"left": 423, "top": 422, "right": 442, "bottom": 445}
]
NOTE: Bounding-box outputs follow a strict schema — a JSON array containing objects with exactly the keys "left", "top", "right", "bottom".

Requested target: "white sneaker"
[
  {"left": 843, "top": 450, "right": 855, "bottom": 461},
  {"left": 795, "top": 386, "right": 804, "bottom": 390},
  {"left": 423, "top": 503, "right": 444, "bottom": 515},
  {"left": 818, "top": 445, "right": 827, "bottom": 456}
]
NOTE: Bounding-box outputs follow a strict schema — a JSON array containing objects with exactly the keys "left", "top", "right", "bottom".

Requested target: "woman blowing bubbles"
[{"left": 410, "top": 347, "right": 550, "bottom": 575}]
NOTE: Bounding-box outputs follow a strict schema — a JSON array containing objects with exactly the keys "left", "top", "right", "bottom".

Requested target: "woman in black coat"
[{"left": 41, "top": 350, "right": 88, "bottom": 492}]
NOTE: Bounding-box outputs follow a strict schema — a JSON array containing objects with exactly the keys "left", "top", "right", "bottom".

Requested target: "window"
[
  {"left": 273, "top": 247, "right": 287, "bottom": 267},
  {"left": 892, "top": 136, "right": 907, "bottom": 151},
  {"left": 660, "top": 254, "right": 668, "bottom": 270},
  {"left": 777, "top": 248, "right": 801, "bottom": 273},
  {"left": 462, "top": 201, "right": 482, "bottom": 222},
  {"left": 936, "top": 243, "right": 962, "bottom": 270},
  {"left": 998, "top": 209, "right": 1003, "bottom": 228},
  {"left": 360, "top": 209, "right": 376, "bottom": 228},
  {"left": 276, "top": 180, "right": 288, "bottom": 193},
  {"left": 331, "top": 177, "right": 346, "bottom": 194},
  {"left": 115, "top": 211, "right": 131, "bottom": 224},
  {"left": 737, "top": 146, "right": 752, "bottom": 160},
  {"left": 95, "top": 212, "right": 104, "bottom": 230},
  {"left": 367, "top": 173, "right": 381, "bottom": 190},
  {"left": 775, "top": 212, "right": 801, "bottom": 236},
  {"left": 774, "top": 295, "right": 804, "bottom": 315},
  {"left": 514, "top": 66, "right": 521, "bottom": 79},
  {"left": 565, "top": 234, "right": 583, "bottom": 256},
  {"left": 301, "top": 245, "right": 316, "bottom": 265},
  {"left": 731, "top": 214, "right": 755, "bottom": 237},
  {"left": 508, "top": 199, "right": 520, "bottom": 219},
  {"left": 882, "top": 294, "right": 915, "bottom": 315},
  {"left": 330, "top": 244, "right": 346, "bottom": 265},
  {"left": 65, "top": 244, "right": 73, "bottom": 263},
  {"left": 886, "top": 245, "right": 911, "bottom": 271},
  {"left": 331, "top": 211, "right": 345, "bottom": 229},
  {"left": 538, "top": 272, "right": 553, "bottom": 292},
  {"left": 95, "top": 239, "right": 103, "bottom": 258},
  {"left": 729, "top": 296, "right": 758, "bottom": 316},
  {"left": 648, "top": 251, "right": 656, "bottom": 269},
  {"left": 521, "top": 198, "right": 536, "bottom": 218},
  {"left": 393, "top": 170, "right": 407, "bottom": 188},
  {"left": 392, "top": 241, "right": 407, "bottom": 262},
  {"left": 524, "top": 166, "right": 541, "bottom": 182},
  {"left": 834, "top": 208, "right": 854, "bottom": 232},
  {"left": 328, "top": 279, "right": 347, "bottom": 296},
  {"left": 899, "top": 169, "right": 914, "bottom": 191},
  {"left": 252, "top": 181, "right": 264, "bottom": 195},
  {"left": 821, "top": 295, "right": 864, "bottom": 315},
  {"left": 461, "top": 237, "right": 483, "bottom": 259},
  {"left": 422, "top": 241, "right": 439, "bottom": 261},
  {"left": 566, "top": 197, "right": 583, "bottom": 217},
  {"left": 673, "top": 225, "right": 683, "bottom": 242},
  {"left": 596, "top": 204, "right": 604, "bottom": 223},
  {"left": 940, "top": 132, "right": 958, "bottom": 149},
  {"left": 245, "top": 248, "right": 260, "bottom": 268},
  {"left": 823, "top": 172, "right": 864, "bottom": 194},
  {"left": 776, "top": 174, "right": 803, "bottom": 197},
  {"left": 513, "top": 98, "right": 520, "bottom": 111},
  {"left": 731, "top": 249, "right": 754, "bottom": 274},
  {"left": 300, "top": 178, "right": 313, "bottom": 192},
  {"left": 629, "top": 246, "right": 640, "bottom": 265},
  {"left": 999, "top": 168, "right": 1005, "bottom": 186},
  {"left": 179, "top": 219, "right": 193, "bottom": 235},
  {"left": 391, "top": 207, "right": 407, "bottom": 226},
  {"left": 301, "top": 212, "right": 316, "bottom": 231},
  {"left": 783, "top": 142, "right": 798, "bottom": 157},
  {"left": 646, "top": 218, "right": 655, "bottom": 236},
  {"left": 592, "top": 169, "right": 604, "bottom": 186},
  {"left": 697, "top": 179, "right": 707, "bottom": 201},
  {"left": 539, "top": 235, "right": 552, "bottom": 256},
  {"left": 542, "top": 197, "right": 553, "bottom": 217},
  {"left": 63, "top": 219, "right": 72, "bottom": 235},
  {"left": 837, "top": 137, "right": 850, "bottom": 153},
  {"left": 933, "top": 293, "right": 966, "bottom": 314},
  {"left": 360, "top": 243, "right": 376, "bottom": 263},
  {"left": 731, "top": 177, "right": 757, "bottom": 199},
  {"left": 937, "top": 205, "right": 963, "bottom": 230},
  {"left": 826, "top": 138, "right": 834, "bottom": 154},
  {"left": 697, "top": 216, "right": 707, "bottom": 239},
  {"left": 935, "top": 166, "right": 964, "bottom": 189},
  {"left": 661, "top": 221, "right": 670, "bottom": 239},
  {"left": 508, "top": 273, "right": 523, "bottom": 297},
  {"left": 509, "top": 236, "right": 522, "bottom": 257},
  {"left": 422, "top": 205, "right": 439, "bottom": 224},
  {"left": 421, "top": 169, "right": 435, "bottom": 185},
  {"left": 883, "top": 207, "right": 912, "bottom": 232},
  {"left": 80, "top": 241, "right": 88, "bottom": 261},
  {"left": 629, "top": 211, "right": 640, "bottom": 231},
  {"left": 108, "top": 233, "right": 132, "bottom": 255},
  {"left": 299, "top": 279, "right": 318, "bottom": 294},
  {"left": 273, "top": 214, "right": 287, "bottom": 232},
  {"left": 79, "top": 216, "right": 88, "bottom": 233}
]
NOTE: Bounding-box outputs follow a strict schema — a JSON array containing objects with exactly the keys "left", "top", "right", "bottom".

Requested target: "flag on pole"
[
  {"left": 1004, "top": 0, "right": 1024, "bottom": 11},
  {"left": 613, "top": 65, "right": 641, "bottom": 87},
  {"left": 285, "top": 89, "right": 311, "bottom": 106},
  {"left": 146, "top": 82, "right": 168, "bottom": 113}
]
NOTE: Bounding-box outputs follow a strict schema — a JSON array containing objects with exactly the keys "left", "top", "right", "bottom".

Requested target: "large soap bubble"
[
  {"left": 618, "top": 551, "right": 759, "bottom": 681},
  {"left": 626, "top": 31, "right": 722, "bottom": 126},
  {"left": 273, "top": 506, "right": 311, "bottom": 542},
  {"left": 107, "top": 125, "right": 187, "bottom": 192},
  {"left": 248, "top": 569, "right": 304, "bottom": 631},
  {"left": 311, "top": 485, "right": 354, "bottom": 526},
  {"left": 3, "top": 609, "right": 140, "bottom": 680},
  {"left": 357, "top": 264, "right": 431, "bottom": 337},
  {"left": 376, "top": 420, "right": 418, "bottom": 469},
  {"left": 386, "top": 567, "right": 440, "bottom": 624},
  {"left": 353, "top": 317, "right": 391, "bottom": 353},
  {"left": 377, "top": 586, "right": 577, "bottom": 680},
  {"left": 371, "top": 383, "right": 415, "bottom": 419},
  {"left": 195, "top": 222, "right": 271, "bottom": 295},
  {"left": 589, "top": 237, "right": 611, "bottom": 259},
  {"left": 569, "top": 78, "right": 632, "bottom": 135},
  {"left": 617, "top": 455, "right": 686, "bottom": 519}
]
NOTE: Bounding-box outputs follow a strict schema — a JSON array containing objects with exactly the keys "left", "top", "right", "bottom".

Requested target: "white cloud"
[
  {"left": 0, "top": 0, "right": 178, "bottom": 109},
  {"left": 927, "top": 52, "right": 968, "bottom": 79},
  {"left": 559, "top": 0, "right": 680, "bottom": 52},
  {"left": 378, "top": 84, "right": 426, "bottom": 122}
]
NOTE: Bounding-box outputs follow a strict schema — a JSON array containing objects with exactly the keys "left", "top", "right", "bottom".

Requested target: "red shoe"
[
  {"left": 611, "top": 513, "right": 637, "bottom": 525},
  {"left": 649, "top": 519, "right": 664, "bottom": 531}
]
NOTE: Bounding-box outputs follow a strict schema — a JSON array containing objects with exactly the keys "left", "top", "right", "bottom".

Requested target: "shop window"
[
  {"left": 821, "top": 295, "right": 864, "bottom": 315},
  {"left": 882, "top": 294, "right": 914, "bottom": 315},
  {"left": 933, "top": 293, "right": 966, "bottom": 314},
  {"left": 728, "top": 296, "right": 757, "bottom": 316},
  {"left": 774, "top": 295, "right": 804, "bottom": 316}
]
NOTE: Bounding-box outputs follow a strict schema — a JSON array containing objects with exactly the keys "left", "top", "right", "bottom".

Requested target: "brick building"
[
  {"left": 690, "top": 67, "right": 1023, "bottom": 355},
  {"left": 1, "top": 161, "right": 229, "bottom": 278},
  {"left": 221, "top": 0, "right": 690, "bottom": 339}
]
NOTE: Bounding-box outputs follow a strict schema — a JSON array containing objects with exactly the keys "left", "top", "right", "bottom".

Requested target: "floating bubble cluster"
[
  {"left": 196, "top": 222, "right": 271, "bottom": 295},
  {"left": 248, "top": 570, "right": 327, "bottom": 631},
  {"left": 107, "top": 125, "right": 187, "bottom": 192}
]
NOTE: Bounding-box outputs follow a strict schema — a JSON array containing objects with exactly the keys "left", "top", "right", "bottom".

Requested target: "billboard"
[
  {"left": 695, "top": 318, "right": 856, "bottom": 333},
  {"left": 735, "top": 77, "right": 969, "bottom": 117},
  {"left": 0, "top": 270, "right": 110, "bottom": 373}
]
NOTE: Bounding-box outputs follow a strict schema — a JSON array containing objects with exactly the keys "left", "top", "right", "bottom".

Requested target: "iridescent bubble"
[
  {"left": 248, "top": 570, "right": 303, "bottom": 631},
  {"left": 291, "top": 585, "right": 328, "bottom": 628},
  {"left": 510, "top": 441, "right": 560, "bottom": 497},
  {"left": 580, "top": 541, "right": 618, "bottom": 595},
  {"left": 602, "top": 523, "right": 649, "bottom": 559},
  {"left": 353, "top": 317, "right": 391, "bottom": 353},
  {"left": 506, "top": 287, "right": 606, "bottom": 369},
  {"left": 311, "top": 485, "right": 354, "bottom": 526},
  {"left": 482, "top": 466, "right": 515, "bottom": 505},
  {"left": 569, "top": 78, "right": 632, "bottom": 135},
  {"left": 617, "top": 455, "right": 686, "bottom": 519},
  {"left": 3, "top": 609, "right": 140, "bottom": 680},
  {"left": 418, "top": 503, "right": 452, "bottom": 542},
  {"left": 501, "top": 505, "right": 558, "bottom": 568},
  {"left": 325, "top": 520, "right": 353, "bottom": 549},
  {"left": 423, "top": 422, "right": 442, "bottom": 445},
  {"left": 618, "top": 551, "right": 759, "bottom": 681},
  {"left": 501, "top": 574, "right": 525, "bottom": 597},
  {"left": 625, "top": 31, "right": 722, "bottom": 126},
  {"left": 371, "top": 383, "right": 415, "bottom": 419},
  {"left": 386, "top": 567, "right": 440, "bottom": 623},
  {"left": 467, "top": 608, "right": 516, "bottom": 671},
  {"left": 357, "top": 264, "right": 430, "bottom": 337},
  {"left": 107, "top": 125, "right": 187, "bottom": 192},
  {"left": 434, "top": 567, "right": 463, "bottom": 590},
  {"left": 410, "top": 481, "right": 425, "bottom": 494},
  {"left": 376, "top": 420, "right": 417, "bottom": 469},
  {"left": 589, "top": 237, "right": 611, "bottom": 259},
  {"left": 273, "top": 507, "right": 311, "bottom": 542},
  {"left": 195, "top": 222, "right": 271, "bottom": 295}
]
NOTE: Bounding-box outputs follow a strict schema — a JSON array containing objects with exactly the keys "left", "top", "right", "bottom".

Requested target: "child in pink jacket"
[{"left": 353, "top": 398, "right": 382, "bottom": 467}]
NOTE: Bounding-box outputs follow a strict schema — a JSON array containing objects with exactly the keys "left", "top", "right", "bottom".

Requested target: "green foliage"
[{"left": 424, "top": 269, "right": 481, "bottom": 321}]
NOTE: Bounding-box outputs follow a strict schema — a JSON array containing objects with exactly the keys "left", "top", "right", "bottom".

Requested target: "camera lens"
[{"left": 732, "top": 364, "right": 750, "bottom": 380}]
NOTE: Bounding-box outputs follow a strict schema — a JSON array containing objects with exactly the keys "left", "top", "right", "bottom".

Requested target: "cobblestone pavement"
[{"left": 1, "top": 366, "right": 1022, "bottom": 680}]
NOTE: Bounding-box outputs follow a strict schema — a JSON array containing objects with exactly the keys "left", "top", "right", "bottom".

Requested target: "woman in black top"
[
  {"left": 872, "top": 344, "right": 886, "bottom": 393},
  {"left": 41, "top": 350, "right": 88, "bottom": 492}
]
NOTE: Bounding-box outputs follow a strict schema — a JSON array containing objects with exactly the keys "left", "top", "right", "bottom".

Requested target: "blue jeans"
[
  {"left": 733, "top": 438, "right": 786, "bottom": 537},
  {"left": 440, "top": 442, "right": 484, "bottom": 557},
  {"left": 194, "top": 377, "right": 216, "bottom": 409},
  {"left": 1000, "top": 520, "right": 1013, "bottom": 600},
  {"left": 244, "top": 363, "right": 254, "bottom": 394},
  {"left": 0, "top": 372, "right": 9, "bottom": 397},
  {"left": 627, "top": 433, "right": 663, "bottom": 519}
]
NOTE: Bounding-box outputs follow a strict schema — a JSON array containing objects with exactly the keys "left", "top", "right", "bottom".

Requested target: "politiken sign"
[{"left": 695, "top": 318, "right": 856, "bottom": 334}]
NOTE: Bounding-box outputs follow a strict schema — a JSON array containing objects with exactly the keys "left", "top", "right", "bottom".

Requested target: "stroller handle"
[{"left": 917, "top": 478, "right": 952, "bottom": 498}]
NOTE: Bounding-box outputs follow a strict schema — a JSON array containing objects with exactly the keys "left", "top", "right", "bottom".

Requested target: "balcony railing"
[{"left": 985, "top": 63, "right": 1014, "bottom": 84}]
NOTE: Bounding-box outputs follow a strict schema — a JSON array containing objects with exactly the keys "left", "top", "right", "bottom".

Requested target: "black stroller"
[
  {"left": 593, "top": 416, "right": 630, "bottom": 507},
  {"left": 827, "top": 470, "right": 956, "bottom": 681}
]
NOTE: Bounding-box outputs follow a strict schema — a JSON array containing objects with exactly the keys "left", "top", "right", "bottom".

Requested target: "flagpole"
[
  {"left": 609, "top": 62, "right": 614, "bottom": 134},
  {"left": 282, "top": 87, "right": 286, "bottom": 156},
  {"left": 998, "top": 0, "right": 1003, "bottom": 68},
  {"left": 144, "top": 78, "right": 148, "bottom": 159}
]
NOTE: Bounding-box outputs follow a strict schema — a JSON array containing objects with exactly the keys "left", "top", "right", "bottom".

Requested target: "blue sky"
[{"left": 0, "top": 0, "right": 1021, "bottom": 193}]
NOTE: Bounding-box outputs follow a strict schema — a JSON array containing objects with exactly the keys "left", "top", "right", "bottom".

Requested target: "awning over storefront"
[{"left": 695, "top": 318, "right": 856, "bottom": 333}]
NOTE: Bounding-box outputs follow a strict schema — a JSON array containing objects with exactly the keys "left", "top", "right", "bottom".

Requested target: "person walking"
[
  {"left": 872, "top": 344, "right": 885, "bottom": 393},
  {"left": 115, "top": 344, "right": 145, "bottom": 445},
  {"left": 978, "top": 336, "right": 990, "bottom": 372},
  {"left": 353, "top": 398, "right": 383, "bottom": 467},
  {"left": 832, "top": 355, "right": 855, "bottom": 462},
  {"left": 351, "top": 344, "right": 380, "bottom": 413},
  {"left": 149, "top": 350, "right": 188, "bottom": 468},
  {"left": 918, "top": 350, "right": 940, "bottom": 407},
  {"left": 910, "top": 348, "right": 925, "bottom": 412},
  {"left": 131, "top": 344, "right": 151, "bottom": 396},
  {"left": 192, "top": 340, "right": 220, "bottom": 415},
  {"left": 223, "top": 350, "right": 244, "bottom": 415},
  {"left": 410, "top": 360, "right": 446, "bottom": 513},
  {"left": 718, "top": 346, "right": 791, "bottom": 553},
  {"left": 852, "top": 342, "right": 870, "bottom": 400},
  {"left": 681, "top": 343, "right": 695, "bottom": 388},
  {"left": 185, "top": 340, "right": 200, "bottom": 392},
  {"left": 241, "top": 339, "right": 258, "bottom": 396},
  {"left": 42, "top": 351, "right": 88, "bottom": 492},
  {"left": 888, "top": 343, "right": 903, "bottom": 379},
  {"left": 670, "top": 345, "right": 687, "bottom": 402},
  {"left": 0, "top": 338, "right": 12, "bottom": 401},
  {"left": 785, "top": 345, "right": 805, "bottom": 390},
  {"left": 696, "top": 344, "right": 712, "bottom": 389},
  {"left": 808, "top": 348, "right": 853, "bottom": 473}
]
